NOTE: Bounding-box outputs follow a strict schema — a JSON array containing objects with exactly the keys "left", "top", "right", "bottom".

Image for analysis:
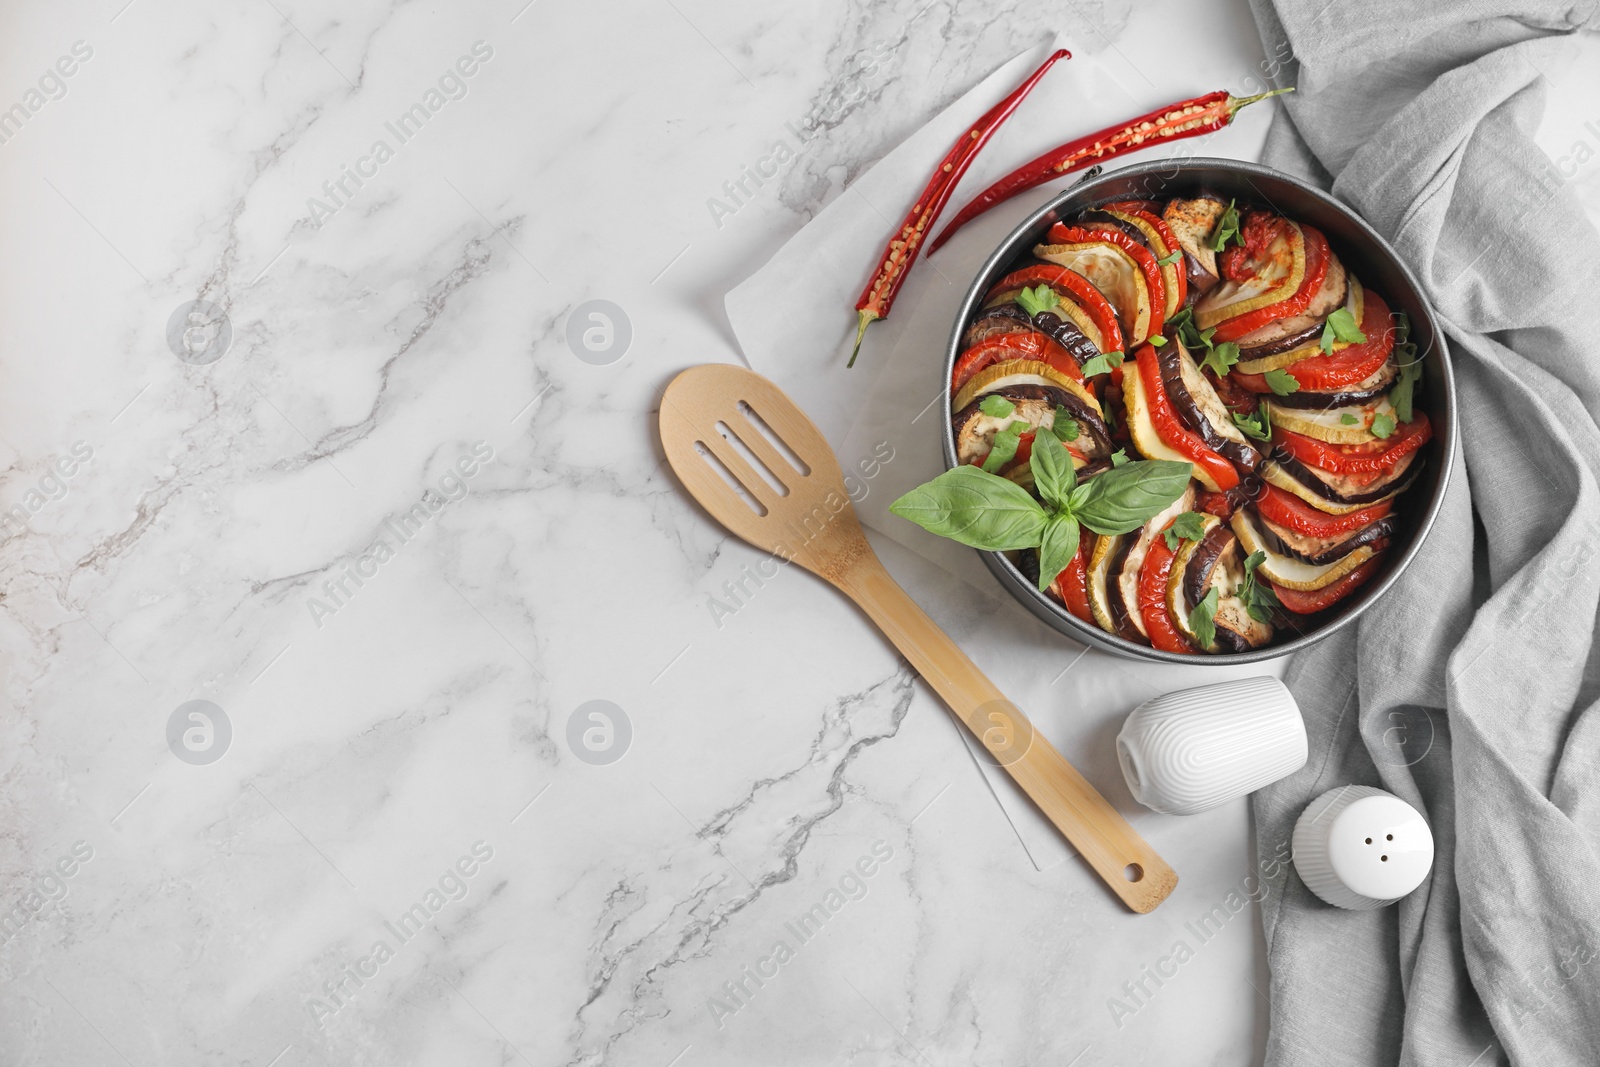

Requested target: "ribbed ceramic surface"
[
  {"left": 1292, "top": 785, "right": 1434, "bottom": 910},
  {"left": 1116, "top": 676, "right": 1307, "bottom": 816}
]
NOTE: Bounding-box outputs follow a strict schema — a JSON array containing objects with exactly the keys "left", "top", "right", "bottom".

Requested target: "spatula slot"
[
  {"left": 737, "top": 400, "right": 811, "bottom": 477},
  {"left": 693, "top": 441, "right": 767, "bottom": 516},
  {"left": 714, "top": 420, "right": 788, "bottom": 497}
]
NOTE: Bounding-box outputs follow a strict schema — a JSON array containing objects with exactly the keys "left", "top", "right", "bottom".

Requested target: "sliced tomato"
[
  {"left": 1136, "top": 347, "right": 1240, "bottom": 490},
  {"left": 1273, "top": 554, "right": 1384, "bottom": 614},
  {"left": 1210, "top": 224, "right": 1330, "bottom": 343},
  {"left": 951, "top": 331, "right": 1084, "bottom": 395},
  {"left": 1235, "top": 290, "right": 1395, "bottom": 393},
  {"left": 1274, "top": 414, "right": 1432, "bottom": 475},
  {"left": 987, "top": 264, "right": 1125, "bottom": 357},
  {"left": 1049, "top": 531, "right": 1095, "bottom": 624},
  {"left": 1256, "top": 483, "right": 1392, "bottom": 538},
  {"left": 1138, "top": 529, "right": 1195, "bottom": 653},
  {"left": 1196, "top": 489, "right": 1237, "bottom": 519},
  {"left": 1061, "top": 222, "right": 1168, "bottom": 340}
]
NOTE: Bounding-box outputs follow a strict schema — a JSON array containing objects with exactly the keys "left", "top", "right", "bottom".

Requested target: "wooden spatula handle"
[{"left": 841, "top": 554, "right": 1177, "bottom": 913}]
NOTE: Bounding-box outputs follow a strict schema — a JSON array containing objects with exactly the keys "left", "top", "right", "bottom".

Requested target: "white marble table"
[{"left": 3, "top": 1, "right": 1599, "bottom": 1064}]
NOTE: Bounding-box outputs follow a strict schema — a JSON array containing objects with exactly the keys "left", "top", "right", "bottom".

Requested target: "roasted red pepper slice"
[
  {"left": 1048, "top": 222, "right": 1167, "bottom": 341},
  {"left": 1237, "top": 290, "right": 1395, "bottom": 393},
  {"left": 951, "top": 331, "right": 1085, "bottom": 395},
  {"left": 1273, "top": 554, "right": 1384, "bottom": 614},
  {"left": 1138, "top": 526, "right": 1196, "bottom": 653},
  {"left": 1256, "top": 483, "right": 1392, "bottom": 537},
  {"left": 1196, "top": 489, "right": 1237, "bottom": 519},
  {"left": 1050, "top": 530, "right": 1095, "bottom": 624},
  {"left": 988, "top": 263, "right": 1124, "bottom": 356},
  {"left": 1209, "top": 224, "right": 1330, "bottom": 344},
  {"left": 1136, "top": 346, "right": 1240, "bottom": 490},
  {"left": 1274, "top": 414, "right": 1432, "bottom": 475}
]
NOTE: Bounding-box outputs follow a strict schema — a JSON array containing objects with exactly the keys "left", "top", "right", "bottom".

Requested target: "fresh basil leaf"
[
  {"left": 1148, "top": 335, "right": 1167, "bottom": 347},
  {"left": 1163, "top": 510, "right": 1208, "bottom": 551},
  {"left": 1339, "top": 413, "right": 1358, "bottom": 425},
  {"left": 1156, "top": 249, "right": 1183, "bottom": 267},
  {"left": 1370, "top": 412, "right": 1396, "bottom": 439},
  {"left": 1110, "top": 448, "right": 1130, "bottom": 467},
  {"left": 1199, "top": 340, "right": 1240, "bottom": 378},
  {"left": 1067, "top": 481, "right": 1092, "bottom": 511},
  {"left": 1263, "top": 368, "right": 1300, "bottom": 396},
  {"left": 1189, "top": 586, "right": 1220, "bottom": 648},
  {"left": 1209, "top": 199, "right": 1241, "bottom": 251},
  {"left": 1036, "top": 513, "right": 1082, "bottom": 592},
  {"left": 1015, "top": 284, "right": 1059, "bottom": 318},
  {"left": 1073, "top": 459, "right": 1192, "bottom": 536},
  {"left": 1029, "top": 430, "right": 1076, "bottom": 512},
  {"left": 979, "top": 394, "right": 1016, "bottom": 418},
  {"left": 888, "top": 466, "right": 1048, "bottom": 550},
  {"left": 1050, "top": 406, "right": 1080, "bottom": 442},
  {"left": 981, "top": 422, "right": 1026, "bottom": 473},
  {"left": 1080, "top": 350, "right": 1125, "bottom": 378}
]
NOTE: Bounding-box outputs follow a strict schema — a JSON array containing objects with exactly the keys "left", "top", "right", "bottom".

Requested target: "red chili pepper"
[
  {"left": 1135, "top": 346, "right": 1240, "bottom": 490},
  {"left": 951, "top": 330, "right": 1084, "bottom": 395},
  {"left": 1050, "top": 530, "right": 1095, "bottom": 624},
  {"left": 849, "top": 49, "right": 1071, "bottom": 367},
  {"left": 1256, "top": 483, "right": 1392, "bottom": 538},
  {"left": 1274, "top": 415, "right": 1432, "bottom": 476},
  {"left": 1138, "top": 526, "right": 1195, "bottom": 653},
  {"left": 1208, "top": 224, "right": 1329, "bottom": 344},
  {"left": 927, "top": 87, "right": 1293, "bottom": 253},
  {"left": 1273, "top": 554, "right": 1385, "bottom": 614}
]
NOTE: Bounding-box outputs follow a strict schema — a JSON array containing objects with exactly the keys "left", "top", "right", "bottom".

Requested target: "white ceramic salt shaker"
[
  {"left": 1116, "top": 676, "right": 1307, "bottom": 816},
  {"left": 1291, "top": 785, "right": 1434, "bottom": 910}
]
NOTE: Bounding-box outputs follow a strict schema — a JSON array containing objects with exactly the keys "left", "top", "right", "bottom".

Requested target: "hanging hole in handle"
[{"left": 1124, "top": 863, "right": 1144, "bottom": 882}]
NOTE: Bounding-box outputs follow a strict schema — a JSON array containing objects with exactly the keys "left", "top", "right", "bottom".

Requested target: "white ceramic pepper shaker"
[
  {"left": 1291, "top": 785, "right": 1434, "bottom": 909},
  {"left": 1116, "top": 676, "right": 1307, "bottom": 816}
]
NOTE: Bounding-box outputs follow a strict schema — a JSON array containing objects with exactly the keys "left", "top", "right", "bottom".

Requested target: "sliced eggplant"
[
  {"left": 951, "top": 382, "right": 1111, "bottom": 466},
  {"left": 1194, "top": 220, "right": 1306, "bottom": 330},
  {"left": 1034, "top": 238, "right": 1154, "bottom": 345},
  {"left": 1266, "top": 394, "right": 1397, "bottom": 445},
  {"left": 1230, "top": 508, "right": 1379, "bottom": 591},
  {"left": 1262, "top": 452, "right": 1422, "bottom": 516},
  {"left": 1110, "top": 487, "right": 1196, "bottom": 642},
  {"left": 949, "top": 359, "right": 1102, "bottom": 418},
  {"left": 1237, "top": 276, "right": 1363, "bottom": 366},
  {"left": 1254, "top": 507, "right": 1398, "bottom": 566},
  {"left": 1167, "top": 513, "right": 1223, "bottom": 646},
  {"left": 1157, "top": 339, "right": 1263, "bottom": 471},
  {"left": 1213, "top": 598, "right": 1275, "bottom": 652},
  {"left": 961, "top": 304, "right": 1033, "bottom": 348},
  {"left": 1121, "top": 354, "right": 1226, "bottom": 492},
  {"left": 985, "top": 267, "right": 1111, "bottom": 354},
  {"left": 1032, "top": 310, "right": 1104, "bottom": 367},
  {"left": 1162, "top": 196, "right": 1228, "bottom": 295},
  {"left": 1183, "top": 523, "right": 1239, "bottom": 608}
]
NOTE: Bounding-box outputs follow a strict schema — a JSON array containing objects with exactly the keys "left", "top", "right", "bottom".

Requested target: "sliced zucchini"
[
  {"left": 1236, "top": 279, "right": 1366, "bottom": 374},
  {"left": 1266, "top": 394, "right": 1396, "bottom": 445},
  {"left": 1122, "top": 357, "right": 1225, "bottom": 492},
  {"left": 1230, "top": 508, "right": 1378, "bottom": 590},
  {"left": 1113, "top": 488, "right": 1196, "bottom": 640},
  {"left": 1260, "top": 461, "right": 1409, "bottom": 515},
  {"left": 1087, "top": 532, "right": 1125, "bottom": 635},
  {"left": 950, "top": 359, "right": 1101, "bottom": 418},
  {"left": 1194, "top": 222, "right": 1306, "bottom": 329},
  {"left": 1034, "top": 239, "right": 1153, "bottom": 345}
]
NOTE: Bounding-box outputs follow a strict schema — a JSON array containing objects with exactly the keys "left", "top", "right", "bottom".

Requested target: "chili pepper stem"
[
  {"left": 1228, "top": 86, "right": 1295, "bottom": 111},
  {"left": 847, "top": 309, "right": 877, "bottom": 368}
]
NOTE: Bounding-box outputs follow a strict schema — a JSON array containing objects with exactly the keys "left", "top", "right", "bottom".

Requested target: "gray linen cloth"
[{"left": 1244, "top": 1, "right": 1600, "bottom": 1063}]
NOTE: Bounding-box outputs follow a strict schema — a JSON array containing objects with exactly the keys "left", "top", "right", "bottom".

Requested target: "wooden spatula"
[{"left": 658, "top": 363, "right": 1177, "bottom": 913}]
